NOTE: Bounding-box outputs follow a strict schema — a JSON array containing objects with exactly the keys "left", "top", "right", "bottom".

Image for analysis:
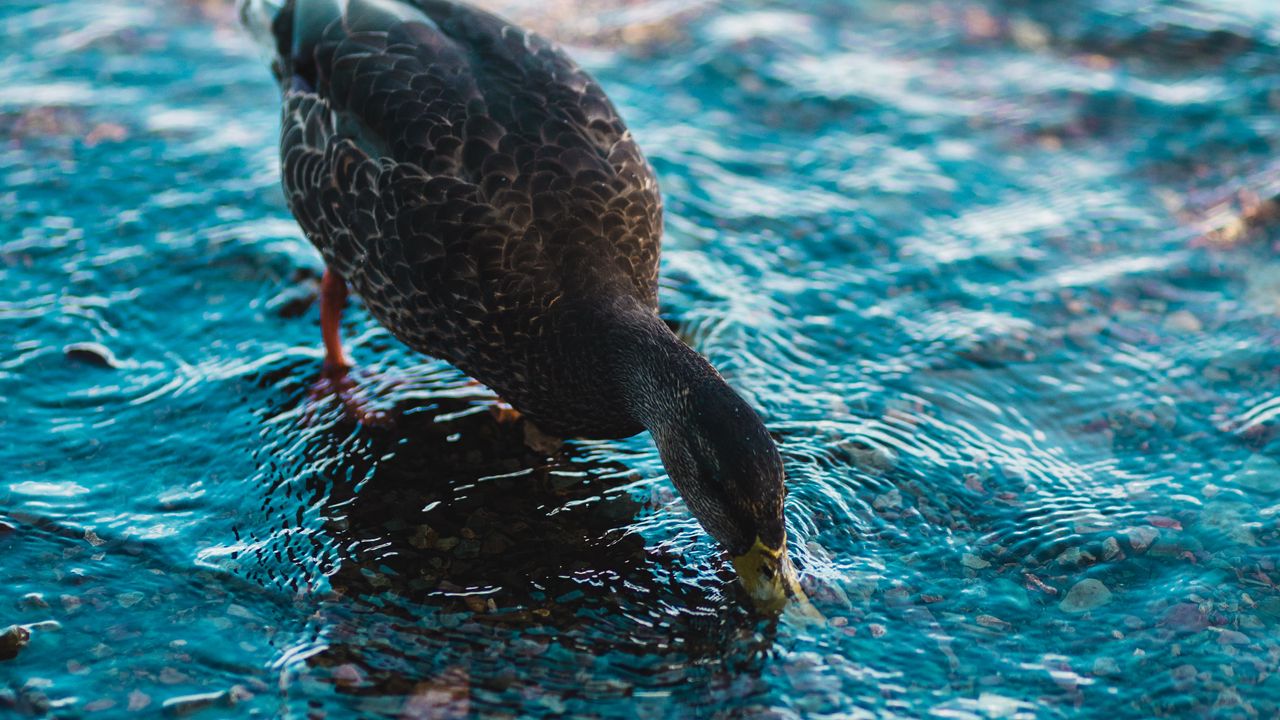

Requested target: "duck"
[{"left": 240, "top": 0, "right": 805, "bottom": 610}]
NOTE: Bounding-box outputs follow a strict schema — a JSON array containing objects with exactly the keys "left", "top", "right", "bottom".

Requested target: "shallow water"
[{"left": 3, "top": 0, "right": 1280, "bottom": 717}]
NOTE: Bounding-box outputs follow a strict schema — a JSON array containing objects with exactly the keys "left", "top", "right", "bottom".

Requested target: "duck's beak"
[{"left": 731, "top": 537, "right": 812, "bottom": 614}]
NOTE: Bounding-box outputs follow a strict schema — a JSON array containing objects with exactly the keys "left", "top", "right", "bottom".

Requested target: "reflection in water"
[{"left": 242, "top": 364, "right": 775, "bottom": 711}]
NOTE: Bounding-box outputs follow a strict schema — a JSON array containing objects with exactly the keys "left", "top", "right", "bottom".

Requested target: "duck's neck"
[{"left": 597, "top": 298, "right": 737, "bottom": 438}]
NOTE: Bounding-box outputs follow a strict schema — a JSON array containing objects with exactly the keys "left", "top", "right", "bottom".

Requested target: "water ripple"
[{"left": 3, "top": 0, "right": 1280, "bottom": 717}]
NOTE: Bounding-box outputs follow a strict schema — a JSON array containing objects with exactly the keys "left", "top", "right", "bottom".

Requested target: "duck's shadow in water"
[{"left": 251, "top": 363, "right": 777, "bottom": 700}]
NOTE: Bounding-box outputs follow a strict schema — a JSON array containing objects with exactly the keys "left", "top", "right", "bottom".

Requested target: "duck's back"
[{"left": 247, "top": 0, "right": 663, "bottom": 436}]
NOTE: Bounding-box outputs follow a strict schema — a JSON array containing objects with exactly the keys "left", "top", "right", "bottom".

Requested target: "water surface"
[{"left": 3, "top": 0, "right": 1280, "bottom": 717}]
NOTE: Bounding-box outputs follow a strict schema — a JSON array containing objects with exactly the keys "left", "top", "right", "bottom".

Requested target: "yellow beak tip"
[{"left": 730, "top": 537, "right": 822, "bottom": 619}]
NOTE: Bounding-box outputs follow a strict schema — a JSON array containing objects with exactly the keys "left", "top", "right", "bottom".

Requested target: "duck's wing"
[
  {"left": 273, "top": 0, "right": 661, "bottom": 324},
  {"left": 281, "top": 92, "right": 503, "bottom": 347}
]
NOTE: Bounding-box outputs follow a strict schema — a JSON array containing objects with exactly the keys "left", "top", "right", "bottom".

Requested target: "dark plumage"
[
  {"left": 242, "top": 0, "right": 807, "bottom": 609},
  {"left": 261, "top": 0, "right": 660, "bottom": 438}
]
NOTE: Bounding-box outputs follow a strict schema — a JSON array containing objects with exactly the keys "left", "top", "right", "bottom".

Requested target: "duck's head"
[
  {"left": 605, "top": 301, "right": 808, "bottom": 611},
  {"left": 646, "top": 376, "right": 805, "bottom": 611}
]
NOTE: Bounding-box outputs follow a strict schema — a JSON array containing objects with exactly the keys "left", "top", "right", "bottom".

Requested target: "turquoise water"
[{"left": 3, "top": 0, "right": 1280, "bottom": 716}]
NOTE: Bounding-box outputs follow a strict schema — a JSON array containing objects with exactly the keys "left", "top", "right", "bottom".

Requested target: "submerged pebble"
[
  {"left": 0, "top": 625, "right": 31, "bottom": 661},
  {"left": 1161, "top": 603, "right": 1208, "bottom": 634},
  {"left": 161, "top": 686, "right": 252, "bottom": 717},
  {"left": 1126, "top": 527, "right": 1159, "bottom": 553},
  {"left": 1093, "top": 657, "right": 1120, "bottom": 676},
  {"left": 62, "top": 342, "right": 120, "bottom": 369},
  {"left": 1231, "top": 454, "right": 1280, "bottom": 493},
  {"left": 839, "top": 439, "right": 898, "bottom": 474},
  {"left": 1059, "top": 580, "right": 1113, "bottom": 614},
  {"left": 1163, "top": 310, "right": 1203, "bottom": 333}
]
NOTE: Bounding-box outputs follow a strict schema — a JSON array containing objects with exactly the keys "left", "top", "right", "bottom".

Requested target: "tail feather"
[
  {"left": 239, "top": 0, "right": 443, "bottom": 89},
  {"left": 345, "top": 0, "right": 439, "bottom": 32},
  {"left": 237, "top": 0, "right": 287, "bottom": 60}
]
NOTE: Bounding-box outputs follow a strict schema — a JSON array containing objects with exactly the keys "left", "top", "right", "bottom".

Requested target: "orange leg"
[
  {"left": 489, "top": 401, "right": 522, "bottom": 424},
  {"left": 465, "top": 379, "right": 522, "bottom": 423},
  {"left": 306, "top": 270, "right": 389, "bottom": 427},
  {"left": 320, "top": 269, "right": 350, "bottom": 376}
]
